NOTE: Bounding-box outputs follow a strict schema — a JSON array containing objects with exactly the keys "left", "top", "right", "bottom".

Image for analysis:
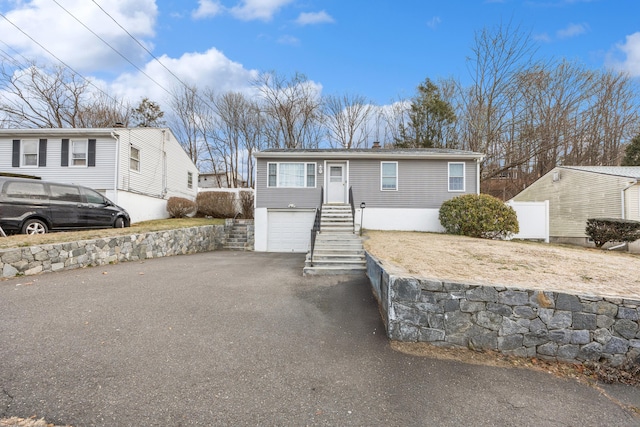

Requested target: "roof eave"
[{"left": 253, "top": 151, "right": 485, "bottom": 160}]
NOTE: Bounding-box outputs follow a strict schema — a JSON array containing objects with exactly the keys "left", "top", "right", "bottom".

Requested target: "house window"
[
  {"left": 22, "top": 140, "right": 38, "bottom": 166},
  {"left": 381, "top": 162, "right": 398, "bottom": 191},
  {"left": 130, "top": 146, "right": 140, "bottom": 171},
  {"left": 267, "top": 162, "right": 316, "bottom": 188},
  {"left": 187, "top": 172, "right": 193, "bottom": 189},
  {"left": 448, "top": 162, "right": 465, "bottom": 192},
  {"left": 71, "top": 140, "right": 87, "bottom": 166}
]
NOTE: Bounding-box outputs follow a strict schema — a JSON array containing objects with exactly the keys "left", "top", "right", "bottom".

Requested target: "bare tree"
[
  {"left": 168, "top": 84, "right": 207, "bottom": 167},
  {"left": 323, "top": 93, "right": 374, "bottom": 149},
  {"left": 0, "top": 61, "right": 127, "bottom": 128},
  {"left": 253, "top": 71, "right": 322, "bottom": 149}
]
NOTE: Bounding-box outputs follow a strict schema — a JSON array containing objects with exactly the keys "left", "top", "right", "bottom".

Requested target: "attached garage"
[{"left": 267, "top": 209, "right": 315, "bottom": 252}]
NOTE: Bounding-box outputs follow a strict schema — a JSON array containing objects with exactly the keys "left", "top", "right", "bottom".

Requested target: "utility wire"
[{"left": 52, "top": 0, "right": 173, "bottom": 98}]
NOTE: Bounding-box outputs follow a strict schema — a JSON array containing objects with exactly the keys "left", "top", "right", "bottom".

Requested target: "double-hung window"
[
  {"left": 22, "top": 140, "right": 39, "bottom": 166},
  {"left": 448, "top": 162, "right": 465, "bottom": 192},
  {"left": 71, "top": 140, "right": 87, "bottom": 166},
  {"left": 130, "top": 146, "right": 140, "bottom": 172},
  {"left": 187, "top": 172, "right": 193, "bottom": 189},
  {"left": 267, "top": 162, "right": 316, "bottom": 188},
  {"left": 381, "top": 162, "right": 398, "bottom": 191}
]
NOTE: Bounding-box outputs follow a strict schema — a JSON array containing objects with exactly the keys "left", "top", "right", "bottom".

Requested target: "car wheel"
[
  {"left": 114, "top": 217, "right": 125, "bottom": 228},
  {"left": 22, "top": 219, "right": 48, "bottom": 235}
]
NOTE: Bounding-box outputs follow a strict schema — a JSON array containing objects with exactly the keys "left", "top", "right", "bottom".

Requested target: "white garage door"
[{"left": 267, "top": 210, "right": 315, "bottom": 252}]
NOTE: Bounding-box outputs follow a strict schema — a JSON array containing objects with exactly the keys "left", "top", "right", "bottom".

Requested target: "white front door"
[{"left": 327, "top": 163, "right": 346, "bottom": 203}]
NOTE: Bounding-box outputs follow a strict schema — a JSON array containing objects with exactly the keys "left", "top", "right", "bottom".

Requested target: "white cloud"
[
  {"left": 556, "top": 22, "right": 589, "bottom": 39},
  {"left": 426, "top": 16, "right": 441, "bottom": 30},
  {"left": 192, "top": 0, "right": 223, "bottom": 19},
  {"left": 109, "top": 47, "right": 259, "bottom": 108},
  {"left": 295, "top": 10, "right": 334, "bottom": 26},
  {"left": 607, "top": 32, "right": 640, "bottom": 77},
  {"left": 277, "top": 35, "right": 300, "bottom": 46},
  {"left": 230, "top": 0, "right": 294, "bottom": 21},
  {"left": 533, "top": 32, "right": 552, "bottom": 43},
  {"left": 0, "top": 0, "right": 157, "bottom": 73}
]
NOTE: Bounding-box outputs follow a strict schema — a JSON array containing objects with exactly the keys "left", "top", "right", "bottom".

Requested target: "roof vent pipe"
[{"left": 372, "top": 141, "right": 381, "bottom": 149}]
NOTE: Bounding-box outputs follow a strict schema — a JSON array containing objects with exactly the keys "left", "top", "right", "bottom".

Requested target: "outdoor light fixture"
[
  {"left": 359, "top": 202, "right": 366, "bottom": 236},
  {"left": 318, "top": 165, "right": 323, "bottom": 174}
]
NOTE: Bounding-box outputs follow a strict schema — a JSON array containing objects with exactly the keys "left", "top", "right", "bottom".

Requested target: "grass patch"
[{"left": 0, "top": 218, "right": 224, "bottom": 250}]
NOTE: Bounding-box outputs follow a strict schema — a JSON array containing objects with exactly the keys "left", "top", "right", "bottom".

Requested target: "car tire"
[
  {"left": 22, "top": 219, "right": 48, "bottom": 235},
  {"left": 114, "top": 217, "right": 125, "bottom": 228}
]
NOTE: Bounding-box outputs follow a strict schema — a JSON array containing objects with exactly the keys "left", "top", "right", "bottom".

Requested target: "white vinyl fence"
[{"left": 506, "top": 200, "right": 549, "bottom": 243}]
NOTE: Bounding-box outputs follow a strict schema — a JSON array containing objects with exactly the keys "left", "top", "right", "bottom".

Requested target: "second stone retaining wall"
[
  {"left": 366, "top": 252, "right": 640, "bottom": 366},
  {"left": 1, "top": 225, "right": 226, "bottom": 279}
]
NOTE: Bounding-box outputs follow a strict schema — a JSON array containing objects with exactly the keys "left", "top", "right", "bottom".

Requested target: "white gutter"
[
  {"left": 110, "top": 131, "right": 120, "bottom": 204},
  {"left": 621, "top": 180, "right": 637, "bottom": 219},
  {"left": 253, "top": 150, "right": 485, "bottom": 161}
]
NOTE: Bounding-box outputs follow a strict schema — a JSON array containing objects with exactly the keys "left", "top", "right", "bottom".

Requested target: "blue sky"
[{"left": 0, "top": 0, "right": 639, "bottom": 108}]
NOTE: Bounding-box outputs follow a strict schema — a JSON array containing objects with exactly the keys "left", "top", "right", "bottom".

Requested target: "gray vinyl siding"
[
  {"left": 255, "top": 156, "right": 478, "bottom": 209},
  {"left": 0, "top": 136, "right": 115, "bottom": 190},
  {"left": 350, "top": 159, "right": 477, "bottom": 209},
  {"left": 256, "top": 157, "right": 322, "bottom": 208}
]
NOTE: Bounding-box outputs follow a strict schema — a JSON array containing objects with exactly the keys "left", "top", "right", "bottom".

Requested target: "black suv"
[{"left": 0, "top": 177, "right": 130, "bottom": 234}]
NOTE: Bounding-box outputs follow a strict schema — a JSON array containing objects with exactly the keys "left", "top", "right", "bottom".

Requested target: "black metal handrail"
[
  {"left": 309, "top": 187, "right": 323, "bottom": 266},
  {"left": 348, "top": 186, "right": 355, "bottom": 233}
]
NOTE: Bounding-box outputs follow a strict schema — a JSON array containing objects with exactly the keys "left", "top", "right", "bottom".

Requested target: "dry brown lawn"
[{"left": 363, "top": 231, "right": 640, "bottom": 300}]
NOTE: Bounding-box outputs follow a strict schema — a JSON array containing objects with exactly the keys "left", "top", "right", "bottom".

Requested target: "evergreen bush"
[
  {"left": 585, "top": 218, "right": 640, "bottom": 248},
  {"left": 439, "top": 194, "right": 519, "bottom": 239}
]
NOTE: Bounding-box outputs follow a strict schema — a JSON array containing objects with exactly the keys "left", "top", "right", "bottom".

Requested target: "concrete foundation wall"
[
  {"left": 366, "top": 252, "right": 640, "bottom": 366},
  {"left": 1, "top": 225, "right": 225, "bottom": 279}
]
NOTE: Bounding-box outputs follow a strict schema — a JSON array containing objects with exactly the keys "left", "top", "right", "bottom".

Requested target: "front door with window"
[{"left": 326, "top": 163, "right": 346, "bottom": 203}]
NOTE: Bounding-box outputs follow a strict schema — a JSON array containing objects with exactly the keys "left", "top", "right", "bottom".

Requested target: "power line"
[
  {"left": 0, "top": 11, "right": 122, "bottom": 107},
  {"left": 52, "top": 0, "right": 173, "bottom": 98}
]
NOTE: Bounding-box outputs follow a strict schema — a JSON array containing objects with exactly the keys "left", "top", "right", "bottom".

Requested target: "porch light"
[{"left": 359, "top": 202, "right": 366, "bottom": 236}]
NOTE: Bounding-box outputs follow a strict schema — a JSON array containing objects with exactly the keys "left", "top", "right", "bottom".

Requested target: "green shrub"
[
  {"left": 585, "top": 218, "right": 640, "bottom": 248},
  {"left": 439, "top": 194, "right": 519, "bottom": 239},
  {"left": 239, "top": 190, "right": 254, "bottom": 219},
  {"left": 166, "top": 197, "right": 196, "bottom": 218},
  {"left": 196, "top": 191, "right": 237, "bottom": 218}
]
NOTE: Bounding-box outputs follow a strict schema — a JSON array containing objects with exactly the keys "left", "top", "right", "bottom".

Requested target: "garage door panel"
[{"left": 267, "top": 210, "right": 315, "bottom": 252}]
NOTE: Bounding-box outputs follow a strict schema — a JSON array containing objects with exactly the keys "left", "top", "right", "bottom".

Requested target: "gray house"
[{"left": 253, "top": 147, "right": 484, "bottom": 252}]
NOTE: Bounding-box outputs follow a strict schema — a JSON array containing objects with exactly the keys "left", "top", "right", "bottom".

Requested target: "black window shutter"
[
  {"left": 88, "top": 139, "right": 96, "bottom": 167},
  {"left": 61, "top": 139, "right": 69, "bottom": 167},
  {"left": 38, "top": 139, "right": 47, "bottom": 167},
  {"left": 12, "top": 139, "right": 20, "bottom": 167}
]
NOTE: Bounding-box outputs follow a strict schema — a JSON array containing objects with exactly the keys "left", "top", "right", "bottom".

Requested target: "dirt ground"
[{"left": 363, "top": 231, "right": 640, "bottom": 300}]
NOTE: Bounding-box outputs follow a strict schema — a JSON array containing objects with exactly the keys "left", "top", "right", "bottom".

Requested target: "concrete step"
[{"left": 303, "top": 265, "right": 366, "bottom": 276}]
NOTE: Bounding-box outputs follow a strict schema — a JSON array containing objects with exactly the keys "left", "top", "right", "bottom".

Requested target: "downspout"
[
  {"left": 476, "top": 158, "right": 481, "bottom": 194},
  {"left": 608, "top": 180, "right": 638, "bottom": 251},
  {"left": 621, "top": 180, "right": 637, "bottom": 220},
  {"left": 110, "top": 131, "right": 120, "bottom": 204},
  {"left": 161, "top": 129, "right": 167, "bottom": 198}
]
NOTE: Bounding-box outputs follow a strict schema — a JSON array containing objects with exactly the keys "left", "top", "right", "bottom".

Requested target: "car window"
[
  {"left": 81, "top": 187, "right": 105, "bottom": 204},
  {"left": 49, "top": 184, "right": 82, "bottom": 203},
  {"left": 4, "top": 181, "right": 47, "bottom": 200}
]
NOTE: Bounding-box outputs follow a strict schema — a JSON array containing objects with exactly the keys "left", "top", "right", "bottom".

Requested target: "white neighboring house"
[{"left": 0, "top": 127, "right": 198, "bottom": 223}]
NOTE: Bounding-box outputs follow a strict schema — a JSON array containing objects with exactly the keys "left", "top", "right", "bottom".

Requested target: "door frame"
[{"left": 324, "top": 160, "right": 349, "bottom": 204}]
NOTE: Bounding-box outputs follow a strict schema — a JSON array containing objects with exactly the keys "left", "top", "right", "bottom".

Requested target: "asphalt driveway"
[{"left": 0, "top": 251, "right": 638, "bottom": 426}]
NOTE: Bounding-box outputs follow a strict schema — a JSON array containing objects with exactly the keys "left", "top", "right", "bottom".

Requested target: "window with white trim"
[
  {"left": 130, "top": 146, "right": 140, "bottom": 172},
  {"left": 267, "top": 162, "right": 316, "bottom": 188},
  {"left": 70, "top": 140, "right": 87, "bottom": 166},
  {"left": 381, "top": 161, "right": 398, "bottom": 191},
  {"left": 22, "top": 139, "right": 38, "bottom": 166},
  {"left": 187, "top": 172, "right": 193, "bottom": 189},
  {"left": 448, "top": 162, "right": 465, "bottom": 192}
]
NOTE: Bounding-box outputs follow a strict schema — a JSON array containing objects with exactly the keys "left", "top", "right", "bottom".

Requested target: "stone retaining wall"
[
  {"left": 1, "top": 225, "right": 225, "bottom": 279},
  {"left": 366, "top": 252, "right": 640, "bottom": 366}
]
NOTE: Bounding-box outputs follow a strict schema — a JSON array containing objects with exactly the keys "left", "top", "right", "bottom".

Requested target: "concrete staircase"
[
  {"left": 224, "top": 220, "right": 253, "bottom": 251},
  {"left": 303, "top": 204, "right": 366, "bottom": 276}
]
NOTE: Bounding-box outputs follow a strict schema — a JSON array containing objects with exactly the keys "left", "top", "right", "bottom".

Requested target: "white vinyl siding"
[
  {"left": 448, "top": 162, "right": 465, "bottom": 192},
  {"left": 22, "top": 139, "right": 38, "bottom": 166},
  {"left": 267, "top": 162, "right": 316, "bottom": 188},
  {"left": 381, "top": 161, "right": 398, "bottom": 191}
]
